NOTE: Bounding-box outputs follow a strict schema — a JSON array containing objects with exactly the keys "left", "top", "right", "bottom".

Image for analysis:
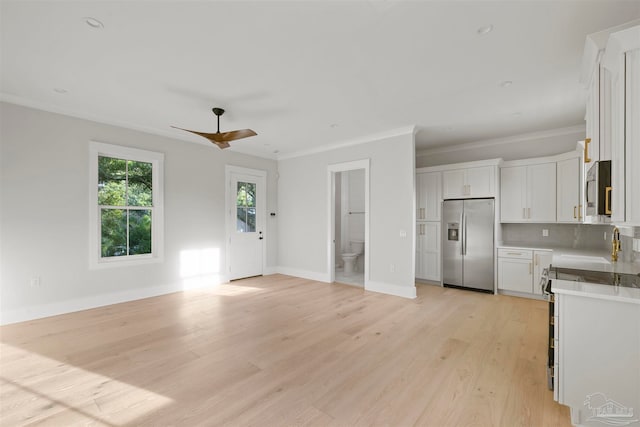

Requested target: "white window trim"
[{"left": 89, "top": 141, "right": 164, "bottom": 269}]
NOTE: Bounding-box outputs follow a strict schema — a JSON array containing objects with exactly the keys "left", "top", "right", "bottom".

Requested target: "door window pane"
[
  {"left": 129, "top": 209, "right": 152, "bottom": 255},
  {"left": 101, "top": 208, "right": 127, "bottom": 257},
  {"left": 236, "top": 181, "right": 256, "bottom": 232}
]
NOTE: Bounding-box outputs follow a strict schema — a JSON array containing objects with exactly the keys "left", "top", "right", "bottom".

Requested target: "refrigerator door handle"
[
  {"left": 460, "top": 212, "right": 464, "bottom": 255},
  {"left": 462, "top": 212, "right": 467, "bottom": 256}
]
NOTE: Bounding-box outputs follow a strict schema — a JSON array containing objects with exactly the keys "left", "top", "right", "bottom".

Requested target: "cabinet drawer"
[{"left": 498, "top": 248, "right": 533, "bottom": 260}]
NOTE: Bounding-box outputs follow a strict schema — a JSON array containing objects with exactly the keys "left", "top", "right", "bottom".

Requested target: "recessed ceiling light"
[
  {"left": 512, "top": 112, "right": 522, "bottom": 117},
  {"left": 477, "top": 25, "right": 493, "bottom": 35},
  {"left": 273, "top": 150, "right": 280, "bottom": 154},
  {"left": 330, "top": 123, "right": 339, "bottom": 128},
  {"left": 500, "top": 80, "right": 513, "bottom": 88},
  {"left": 53, "top": 88, "right": 68, "bottom": 94},
  {"left": 84, "top": 17, "right": 104, "bottom": 29}
]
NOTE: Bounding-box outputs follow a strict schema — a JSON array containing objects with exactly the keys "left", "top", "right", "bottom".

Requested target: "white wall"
[
  {"left": 277, "top": 132, "right": 416, "bottom": 298},
  {"left": 0, "top": 103, "right": 278, "bottom": 324}
]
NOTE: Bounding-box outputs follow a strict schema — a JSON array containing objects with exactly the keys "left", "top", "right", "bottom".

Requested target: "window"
[
  {"left": 236, "top": 181, "right": 256, "bottom": 232},
  {"left": 90, "top": 142, "right": 164, "bottom": 267}
]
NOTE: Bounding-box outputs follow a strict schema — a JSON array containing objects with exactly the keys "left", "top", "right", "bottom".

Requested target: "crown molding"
[
  {"left": 277, "top": 125, "right": 416, "bottom": 161},
  {"left": 415, "top": 124, "right": 585, "bottom": 158}
]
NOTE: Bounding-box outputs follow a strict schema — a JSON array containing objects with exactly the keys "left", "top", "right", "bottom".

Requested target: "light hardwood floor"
[{"left": 0, "top": 275, "right": 571, "bottom": 426}]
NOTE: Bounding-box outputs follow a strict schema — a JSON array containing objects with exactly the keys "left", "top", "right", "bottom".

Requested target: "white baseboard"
[
  {"left": 0, "top": 275, "right": 225, "bottom": 325},
  {"left": 275, "top": 266, "right": 331, "bottom": 283},
  {"left": 263, "top": 266, "right": 279, "bottom": 276},
  {"left": 366, "top": 280, "right": 417, "bottom": 299}
]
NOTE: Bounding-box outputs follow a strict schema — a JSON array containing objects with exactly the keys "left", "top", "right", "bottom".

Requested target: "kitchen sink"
[{"left": 554, "top": 254, "right": 611, "bottom": 264}]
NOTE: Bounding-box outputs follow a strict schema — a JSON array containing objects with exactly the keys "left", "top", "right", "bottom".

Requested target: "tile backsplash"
[{"left": 501, "top": 223, "right": 640, "bottom": 263}]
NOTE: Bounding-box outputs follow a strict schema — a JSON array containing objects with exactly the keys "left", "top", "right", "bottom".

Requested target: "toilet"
[{"left": 341, "top": 240, "right": 364, "bottom": 275}]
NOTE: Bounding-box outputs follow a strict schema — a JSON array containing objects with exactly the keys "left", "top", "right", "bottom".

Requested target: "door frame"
[
  {"left": 225, "top": 165, "right": 267, "bottom": 281},
  {"left": 327, "top": 159, "right": 370, "bottom": 285}
]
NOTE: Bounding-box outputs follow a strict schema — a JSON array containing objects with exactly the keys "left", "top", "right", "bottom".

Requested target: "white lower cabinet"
[
  {"left": 497, "top": 248, "right": 552, "bottom": 296},
  {"left": 555, "top": 292, "right": 640, "bottom": 425},
  {"left": 416, "top": 222, "right": 441, "bottom": 281}
]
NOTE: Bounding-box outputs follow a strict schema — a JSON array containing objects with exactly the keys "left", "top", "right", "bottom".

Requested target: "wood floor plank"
[{"left": 0, "top": 275, "right": 570, "bottom": 426}]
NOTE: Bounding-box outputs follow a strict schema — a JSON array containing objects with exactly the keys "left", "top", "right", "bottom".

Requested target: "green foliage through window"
[
  {"left": 99, "top": 156, "right": 153, "bottom": 257},
  {"left": 236, "top": 181, "right": 256, "bottom": 232}
]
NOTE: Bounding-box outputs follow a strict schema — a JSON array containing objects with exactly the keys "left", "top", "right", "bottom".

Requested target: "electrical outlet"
[
  {"left": 30, "top": 276, "right": 41, "bottom": 287},
  {"left": 389, "top": 264, "right": 395, "bottom": 273},
  {"left": 542, "top": 229, "right": 549, "bottom": 237},
  {"left": 399, "top": 229, "right": 406, "bottom": 238},
  {"left": 604, "top": 232, "right": 608, "bottom": 241}
]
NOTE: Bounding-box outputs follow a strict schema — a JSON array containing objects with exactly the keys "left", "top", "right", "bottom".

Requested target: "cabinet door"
[
  {"left": 442, "top": 170, "right": 465, "bottom": 199},
  {"left": 498, "top": 258, "right": 533, "bottom": 293},
  {"left": 585, "top": 66, "right": 601, "bottom": 165},
  {"left": 610, "top": 60, "right": 625, "bottom": 223},
  {"left": 556, "top": 158, "right": 581, "bottom": 223},
  {"left": 533, "top": 250, "right": 553, "bottom": 295},
  {"left": 416, "top": 173, "right": 428, "bottom": 221},
  {"left": 424, "top": 172, "right": 442, "bottom": 221},
  {"left": 416, "top": 222, "right": 441, "bottom": 281},
  {"left": 528, "top": 162, "right": 557, "bottom": 222},
  {"left": 467, "top": 166, "right": 495, "bottom": 198},
  {"left": 500, "top": 166, "right": 526, "bottom": 222},
  {"left": 625, "top": 49, "right": 640, "bottom": 225}
]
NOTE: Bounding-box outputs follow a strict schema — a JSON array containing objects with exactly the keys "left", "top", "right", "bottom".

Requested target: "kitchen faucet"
[{"left": 611, "top": 226, "right": 621, "bottom": 262}]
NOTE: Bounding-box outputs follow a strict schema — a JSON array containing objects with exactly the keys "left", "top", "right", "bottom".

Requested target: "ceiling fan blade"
[
  {"left": 171, "top": 126, "right": 231, "bottom": 149},
  {"left": 216, "top": 129, "right": 258, "bottom": 142}
]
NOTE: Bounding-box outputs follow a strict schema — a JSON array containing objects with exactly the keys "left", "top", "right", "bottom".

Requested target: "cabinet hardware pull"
[
  {"left": 550, "top": 338, "right": 554, "bottom": 349},
  {"left": 605, "top": 187, "right": 612, "bottom": 215},
  {"left": 528, "top": 207, "right": 531, "bottom": 219},
  {"left": 523, "top": 208, "right": 526, "bottom": 219},
  {"left": 507, "top": 252, "right": 522, "bottom": 256},
  {"left": 574, "top": 206, "right": 577, "bottom": 219},
  {"left": 584, "top": 138, "right": 592, "bottom": 163},
  {"left": 535, "top": 254, "right": 539, "bottom": 266},
  {"left": 529, "top": 262, "right": 532, "bottom": 275}
]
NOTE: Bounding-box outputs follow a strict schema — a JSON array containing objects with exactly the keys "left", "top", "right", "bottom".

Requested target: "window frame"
[{"left": 89, "top": 141, "right": 164, "bottom": 269}]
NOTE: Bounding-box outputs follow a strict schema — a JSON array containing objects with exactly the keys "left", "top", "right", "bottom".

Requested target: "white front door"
[{"left": 227, "top": 166, "right": 266, "bottom": 280}]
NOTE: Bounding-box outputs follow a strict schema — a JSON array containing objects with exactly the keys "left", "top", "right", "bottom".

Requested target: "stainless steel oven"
[{"left": 585, "top": 160, "right": 612, "bottom": 217}]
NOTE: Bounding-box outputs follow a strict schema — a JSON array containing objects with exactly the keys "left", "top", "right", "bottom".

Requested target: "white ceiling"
[{"left": 2, "top": 1, "right": 639, "bottom": 159}]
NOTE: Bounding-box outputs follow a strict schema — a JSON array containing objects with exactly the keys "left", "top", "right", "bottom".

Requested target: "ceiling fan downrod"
[{"left": 212, "top": 108, "right": 225, "bottom": 134}]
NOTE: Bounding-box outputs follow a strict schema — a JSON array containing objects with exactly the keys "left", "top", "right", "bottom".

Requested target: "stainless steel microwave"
[{"left": 585, "top": 160, "right": 611, "bottom": 217}]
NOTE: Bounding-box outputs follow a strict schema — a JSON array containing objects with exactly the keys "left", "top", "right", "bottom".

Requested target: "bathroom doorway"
[{"left": 327, "top": 159, "right": 370, "bottom": 287}]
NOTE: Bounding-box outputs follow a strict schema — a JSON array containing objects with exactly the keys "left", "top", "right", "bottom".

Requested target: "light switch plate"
[{"left": 542, "top": 229, "right": 549, "bottom": 237}]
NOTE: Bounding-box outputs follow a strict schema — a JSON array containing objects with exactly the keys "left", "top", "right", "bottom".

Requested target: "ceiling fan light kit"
[{"left": 172, "top": 107, "right": 257, "bottom": 149}]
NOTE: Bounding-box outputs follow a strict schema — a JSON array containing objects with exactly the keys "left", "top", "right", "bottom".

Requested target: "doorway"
[
  {"left": 327, "top": 159, "right": 370, "bottom": 287},
  {"left": 226, "top": 165, "right": 266, "bottom": 281}
]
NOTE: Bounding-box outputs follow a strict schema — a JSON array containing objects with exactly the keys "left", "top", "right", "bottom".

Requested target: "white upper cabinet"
[
  {"left": 500, "top": 162, "right": 556, "bottom": 223},
  {"left": 416, "top": 171, "right": 441, "bottom": 221},
  {"left": 442, "top": 166, "right": 495, "bottom": 199},
  {"left": 556, "top": 157, "right": 582, "bottom": 223},
  {"left": 624, "top": 48, "right": 640, "bottom": 225},
  {"left": 585, "top": 23, "right": 640, "bottom": 225}
]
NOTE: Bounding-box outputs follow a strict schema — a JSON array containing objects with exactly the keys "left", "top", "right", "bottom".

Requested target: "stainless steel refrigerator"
[{"left": 442, "top": 198, "right": 495, "bottom": 292}]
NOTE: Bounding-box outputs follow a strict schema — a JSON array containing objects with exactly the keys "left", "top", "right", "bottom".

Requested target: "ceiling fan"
[{"left": 172, "top": 108, "right": 257, "bottom": 149}]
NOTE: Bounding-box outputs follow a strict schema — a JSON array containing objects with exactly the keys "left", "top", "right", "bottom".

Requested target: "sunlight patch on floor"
[{"left": 0, "top": 342, "right": 174, "bottom": 426}]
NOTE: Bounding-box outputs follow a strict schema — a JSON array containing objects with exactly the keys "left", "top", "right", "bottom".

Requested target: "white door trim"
[
  {"left": 327, "top": 159, "right": 370, "bottom": 285},
  {"left": 225, "top": 165, "right": 267, "bottom": 282}
]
